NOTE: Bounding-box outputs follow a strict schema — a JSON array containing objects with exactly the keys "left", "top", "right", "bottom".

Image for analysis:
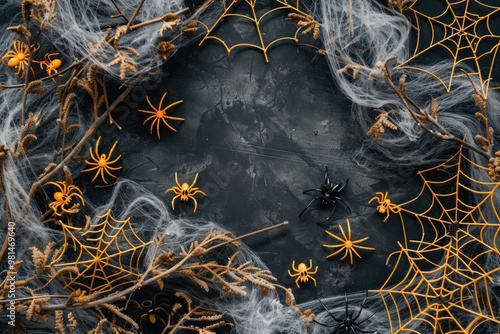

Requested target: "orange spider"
[
  {"left": 369, "top": 191, "right": 401, "bottom": 222},
  {"left": 45, "top": 181, "right": 85, "bottom": 216},
  {"left": 323, "top": 218, "right": 375, "bottom": 265},
  {"left": 138, "top": 92, "right": 184, "bottom": 139},
  {"left": 81, "top": 136, "right": 122, "bottom": 184},
  {"left": 165, "top": 172, "right": 206, "bottom": 212},
  {"left": 1, "top": 40, "right": 38, "bottom": 77},
  {"left": 288, "top": 259, "right": 318, "bottom": 288},
  {"left": 36, "top": 52, "right": 62, "bottom": 81}
]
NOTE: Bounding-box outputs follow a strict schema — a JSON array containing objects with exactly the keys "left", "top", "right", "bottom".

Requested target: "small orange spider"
[
  {"left": 45, "top": 181, "right": 85, "bottom": 216},
  {"left": 288, "top": 259, "right": 318, "bottom": 288},
  {"left": 165, "top": 172, "right": 206, "bottom": 212},
  {"left": 36, "top": 52, "right": 62, "bottom": 81},
  {"left": 323, "top": 218, "right": 375, "bottom": 265},
  {"left": 1, "top": 40, "right": 38, "bottom": 77},
  {"left": 81, "top": 136, "right": 122, "bottom": 184},
  {"left": 368, "top": 191, "right": 401, "bottom": 222},
  {"left": 138, "top": 92, "right": 184, "bottom": 139}
]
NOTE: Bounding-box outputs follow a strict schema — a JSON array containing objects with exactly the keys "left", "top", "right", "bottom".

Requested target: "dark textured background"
[{"left": 84, "top": 1, "right": 425, "bottom": 304}]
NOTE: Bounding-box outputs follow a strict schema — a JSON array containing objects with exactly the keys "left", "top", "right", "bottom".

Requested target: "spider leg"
[
  {"left": 46, "top": 181, "right": 63, "bottom": 192},
  {"left": 81, "top": 164, "right": 99, "bottom": 172},
  {"left": 71, "top": 193, "right": 85, "bottom": 205},
  {"left": 174, "top": 172, "right": 182, "bottom": 188},
  {"left": 325, "top": 246, "right": 347, "bottom": 259},
  {"left": 103, "top": 167, "right": 118, "bottom": 179},
  {"left": 89, "top": 168, "right": 100, "bottom": 183},
  {"left": 138, "top": 109, "right": 156, "bottom": 116},
  {"left": 98, "top": 168, "right": 108, "bottom": 184},
  {"left": 322, "top": 202, "right": 337, "bottom": 222},
  {"left": 333, "top": 196, "right": 352, "bottom": 214},
  {"left": 106, "top": 155, "right": 122, "bottom": 165},
  {"left": 164, "top": 99, "right": 184, "bottom": 111},
  {"left": 294, "top": 277, "right": 301, "bottom": 289},
  {"left": 156, "top": 118, "right": 162, "bottom": 139},
  {"left": 145, "top": 94, "right": 156, "bottom": 110},
  {"left": 313, "top": 298, "right": 341, "bottom": 329},
  {"left": 335, "top": 178, "right": 350, "bottom": 192},
  {"left": 94, "top": 137, "right": 102, "bottom": 159},
  {"left": 170, "top": 194, "right": 180, "bottom": 210},
  {"left": 299, "top": 196, "right": 321, "bottom": 218},
  {"left": 166, "top": 115, "right": 185, "bottom": 121},
  {"left": 383, "top": 210, "right": 390, "bottom": 222},
  {"left": 352, "top": 292, "right": 377, "bottom": 333},
  {"left": 190, "top": 173, "right": 199, "bottom": 188},
  {"left": 161, "top": 117, "right": 178, "bottom": 132},
  {"left": 107, "top": 140, "right": 119, "bottom": 157},
  {"left": 302, "top": 188, "right": 321, "bottom": 194},
  {"left": 158, "top": 92, "right": 168, "bottom": 110},
  {"left": 87, "top": 143, "right": 98, "bottom": 162},
  {"left": 340, "top": 248, "right": 352, "bottom": 264},
  {"left": 190, "top": 195, "right": 199, "bottom": 212},
  {"left": 165, "top": 187, "right": 180, "bottom": 195},
  {"left": 190, "top": 189, "right": 207, "bottom": 197},
  {"left": 343, "top": 292, "right": 350, "bottom": 320},
  {"left": 15, "top": 63, "right": 23, "bottom": 76}
]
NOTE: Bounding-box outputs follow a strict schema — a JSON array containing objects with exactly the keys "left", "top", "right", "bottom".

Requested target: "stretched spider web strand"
[{"left": 397, "top": 0, "right": 500, "bottom": 97}]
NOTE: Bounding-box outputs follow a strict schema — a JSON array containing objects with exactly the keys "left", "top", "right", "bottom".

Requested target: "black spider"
[
  {"left": 299, "top": 166, "right": 351, "bottom": 222},
  {"left": 126, "top": 291, "right": 175, "bottom": 332},
  {"left": 314, "top": 291, "right": 377, "bottom": 334}
]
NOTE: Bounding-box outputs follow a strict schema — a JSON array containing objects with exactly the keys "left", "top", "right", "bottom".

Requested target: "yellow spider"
[
  {"left": 45, "top": 181, "right": 85, "bottom": 216},
  {"left": 368, "top": 191, "right": 401, "bottom": 222},
  {"left": 1, "top": 40, "right": 38, "bottom": 77},
  {"left": 81, "top": 136, "right": 122, "bottom": 184},
  {"left": 36, "top": 52, "right": 62, "bottom": 81},
  {"left": 288, "top": 259, "right": 318, "bottom": 288},
  {"left": 165, "top": 172, "right": 206, "bottom": 212},
  {"left": 323, "top": 218, "right": 375, "bottom": 265},
  {"left": 138, "top": 92, "right": 184, "bottom": 139}
]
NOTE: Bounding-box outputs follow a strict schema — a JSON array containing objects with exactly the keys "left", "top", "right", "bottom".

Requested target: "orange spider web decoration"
[
  {"left": 198, "top": 0, "right": 319, "bottom": 62},
  {"left": 50, "top": 209, "right": 152, "bottom": 294},
  {"left": 397, "top": 0, "right": 500, "bottom": 98},
  {"left": 372, "top": 146, "right": 500, "bottom": 333}
]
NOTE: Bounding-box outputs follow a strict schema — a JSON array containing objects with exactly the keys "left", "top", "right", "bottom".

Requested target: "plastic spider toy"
[
  {"left": 368, "top": 191, "right": 401, "bottom": 222},
  {"left": 288, "top": 259, "right": 318, "bottom": 288},
  {"left": 81, "top": 136, "right": 122, "bottom": 184},
  {"left": 45, "top": 181, "right": 85, "bottom": 216},
  {"left": 323, "top": 218, "right": 375, "bottom": 265},
  {"left": 299, "top": 166, "right": 351, "bottom": 222},
  {"left": 2, "top": 40, "right": 39, "bottom": 77},
  {"left": 138, "top": 92, "right": 184, "bottom": 139},
  {"left": 314, "top": 291, "right": 377, "bottom": 334},
  {"left": 36, "top": 52, "right": 62, "bottom": 81},
  {"left": 127, "top": 292, "right": 174, "bottom": 331},
  {"left": 165, "top": 172, "right": 206, "bottom": 212}
]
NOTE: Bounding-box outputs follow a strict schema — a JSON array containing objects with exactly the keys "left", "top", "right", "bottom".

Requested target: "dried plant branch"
[
  {"left": 109, "top": 0, "right": 129, "bottom": 22},
  {"left": 374, "top": 57, "right": 490, "bottom": 159},
  {"left": 20, "top": 80, "right": 138, "bottom": 216},
  {"left": 8, "top": 222, "right": 289, "bottom": 312}
]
